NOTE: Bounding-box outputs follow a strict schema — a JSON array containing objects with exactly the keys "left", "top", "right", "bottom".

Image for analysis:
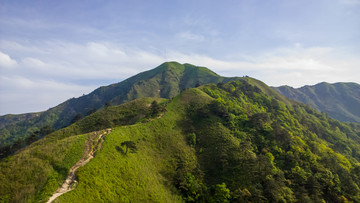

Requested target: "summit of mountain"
[{"left": 0, "top": 62, "right": 242, "bottom": 147}]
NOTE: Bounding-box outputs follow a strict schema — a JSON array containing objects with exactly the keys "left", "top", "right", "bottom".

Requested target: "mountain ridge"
[
  {"left": 273, "top": 82, "right": 360, "bottom": 123},
  {"left": 0, "top": 62, "right": 242, "bottom": 148}
]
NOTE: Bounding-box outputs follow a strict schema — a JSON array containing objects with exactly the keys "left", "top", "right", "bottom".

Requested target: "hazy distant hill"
[
  {"left": 0, "top": 62, "right": 241, "bottom": 147},
  {"left": 273, "top": 82, "right": 360, "bottom": 123}
]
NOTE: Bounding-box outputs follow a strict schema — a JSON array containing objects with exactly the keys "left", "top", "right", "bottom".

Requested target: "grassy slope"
[
  {"left": 0, "top": 133, "right": 87, "bottom": 202},
  {"left": 0, "top": 98, "right": 166, "bottom": 202},
  {"left": 56, "top": 89, "right": 212, "bottom": 202}
]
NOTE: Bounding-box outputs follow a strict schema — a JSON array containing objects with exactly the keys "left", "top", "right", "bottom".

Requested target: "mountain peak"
[
  {"left": 156, "top": 61, "right": 219, "bottom": 77},
  {"left": 0, "top": 62, "right": 240, "bottom": 146}
]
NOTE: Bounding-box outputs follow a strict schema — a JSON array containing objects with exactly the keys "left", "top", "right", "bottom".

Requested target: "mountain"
[
  {"left": 0, "top": 62, "right": 242, "bottom": 148},
  {"left": 273, "top": 82, "right": 360, "bottom": 123},
  {"left": 1, "top": 76, "right": 360, "bottom": 202}
]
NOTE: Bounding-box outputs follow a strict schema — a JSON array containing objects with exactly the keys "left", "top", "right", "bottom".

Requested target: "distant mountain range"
[{"left": 273, "top": 82, "right": 360, "bottom": 123}]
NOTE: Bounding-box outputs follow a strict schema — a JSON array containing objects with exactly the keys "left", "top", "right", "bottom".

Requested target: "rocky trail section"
[{"left": 47, "top": 128, "right": 112, "bottom": 203}]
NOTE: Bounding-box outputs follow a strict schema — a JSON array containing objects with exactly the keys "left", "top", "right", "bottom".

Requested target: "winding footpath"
[{"left": 47, "top": 128, "right": 112, "bottom": 203}]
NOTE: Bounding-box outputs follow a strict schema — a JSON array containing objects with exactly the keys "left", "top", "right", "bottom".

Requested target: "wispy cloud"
[
  {"left": 176, "top": 31, "right": 205, "bottom": 42},
  {"left": 1, "top": 39, "right": 359, "bottom": 115},
  {"left": 339, "top": 0, "right": 360, "bottom": 5},
  {"left": 0, "top": 75, "right": 95, "bottom": 114},
  {"left": 0, "top": 51, "right": 17, "bottom": 68}
]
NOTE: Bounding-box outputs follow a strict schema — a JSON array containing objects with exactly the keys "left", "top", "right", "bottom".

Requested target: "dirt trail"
[{"left": 47, "top": 128, "right": 112, "bottom": 203}]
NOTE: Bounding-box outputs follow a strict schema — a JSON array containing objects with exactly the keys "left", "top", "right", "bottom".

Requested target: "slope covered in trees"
[
  {"left": 1, "top": 78, "right": 360, "bottom": 202},
  {"left": 0, "top": 62, "right": 241, "bottom": 149},
  {"left": 273, "top": 82, "right": 360, "bottom": 123}
]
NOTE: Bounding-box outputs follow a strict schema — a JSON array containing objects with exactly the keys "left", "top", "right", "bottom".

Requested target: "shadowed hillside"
[{"left": 273, "top": 82, "right": 360, "bottom": 123}]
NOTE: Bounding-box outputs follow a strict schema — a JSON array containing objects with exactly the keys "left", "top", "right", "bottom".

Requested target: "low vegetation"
[{"left": 0, "top": 98, "right": 167, "bottom": 202}]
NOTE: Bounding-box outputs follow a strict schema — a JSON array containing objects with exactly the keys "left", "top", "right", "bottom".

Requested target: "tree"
[
  {"left": 0, "top": 144, "right": 12, "bottom": 159},
  {"left": 39, "top": 125, "right": 55, "bottom": 136},
  {"left": 121, "top": 141, "right": 137, "bottom": 154},
  {"left": 187, "top": 133, "right": 196, "bottom": 147},
  {"left": 70, "top": 112, "right": 83, "bottom": 124},
  {"left": 105, "top": 101, "right": 112, "bottom": 108},
  {"left": 179, "top": 173, "right": 205, "bottom": 202},
  {"left": 86, "top": 108, "right": 97, "bottom": 115},
  {"left": 25, "top": 133, "right": 38, "bottom": 145},
  {"left": 212, "top": 183, "right": 231, "bottom": 203},
  {"left": 150, "top": 101, "right": 162, "bottom": 117}
]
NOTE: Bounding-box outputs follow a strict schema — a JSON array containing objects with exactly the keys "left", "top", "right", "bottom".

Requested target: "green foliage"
[
  {"left": 182, "top": 81, "right": 360, "bottom": 202},
  {"left": 56, "top": 106, "right": 196, "bottom": 202},
  {"left": 2, "top": 77, "right": 360, "bottom": 202},
  {"left": 150, "top": 100, "right": 162, "bottom": 117},
  {"left": 179, "top": 173, "right": 206, "bottom": 202},
  {"left": 0, "top": 98, "right": 166, "bottom": 202},
  {"left": 121, "top": 141, "right": 137, "bottom": 154},
  {"left": 0, "top": 125, "right": 55, "bottom": 159},
  {"left": 212, "top": 183, "right": 231, "bottom": 203},
  {"left": 187, "top": 133, "right": 196, "bottom": 147},
  {"left": 70, "top": 112, "right": 83, "bottom": 124},
  {"left": 0, "top": 133, "right": 86, "bottom": 202}
]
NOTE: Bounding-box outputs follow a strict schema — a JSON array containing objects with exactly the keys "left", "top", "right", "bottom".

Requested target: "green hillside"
[
  {"left": 0, "top": 62, "right": 241, "bottom": 149},
  {"left": 2, "top": 79, "right": 360, "bottom": 202},
  {"left": 0, "top": 97, "right": 167, "bottom": 202},
  {"left": 273, "top": 82, "right": 360, "bottom": 123}
]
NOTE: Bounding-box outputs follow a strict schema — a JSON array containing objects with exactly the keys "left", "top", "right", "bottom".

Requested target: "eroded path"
[{"left": 47, "top": 128, "right": 112, "bottom": 203}]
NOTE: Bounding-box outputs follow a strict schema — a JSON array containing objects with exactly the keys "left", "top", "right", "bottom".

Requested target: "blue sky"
[{"left": 1, "top": 0, "right": 360, "bottom": 115}]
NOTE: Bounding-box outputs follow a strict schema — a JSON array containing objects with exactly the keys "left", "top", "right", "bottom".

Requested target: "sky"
[{"left": 0, "top": 0, "right": 360, "bottom": 115}]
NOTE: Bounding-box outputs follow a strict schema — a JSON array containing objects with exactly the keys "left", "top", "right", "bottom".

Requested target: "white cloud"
[
  {"left": 0, "top": 41, "right": 167, "bottom": 115},
  {"left": 0, "top": 75, "right": 96, "bottom": 114},
  {"left": 22, "top": 57, "right": 47, "bottom": 68},
  {"left": 165, "top": 45, "right": 359, "bottom": 87},
  {"left": 1, "top": 40, "right": 360, "bottom": 115},
  {"left": 0, "top": 51, "right": 17, "bottom": 68}
]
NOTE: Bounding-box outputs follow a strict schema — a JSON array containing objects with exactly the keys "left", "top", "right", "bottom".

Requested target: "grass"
[
  {"left": 0, "top": 133, "right": 87, "bottom": 202},
  {"left": 0, "top": 98, "right": 165, "bottom": 202},
  {"left": 56, "top": 96, "right": 199, "bottom": 202}
]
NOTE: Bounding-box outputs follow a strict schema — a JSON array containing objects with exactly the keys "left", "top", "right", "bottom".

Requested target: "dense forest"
[{"left": 178, "top": 80, "right": 360, "bottom": 202}]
